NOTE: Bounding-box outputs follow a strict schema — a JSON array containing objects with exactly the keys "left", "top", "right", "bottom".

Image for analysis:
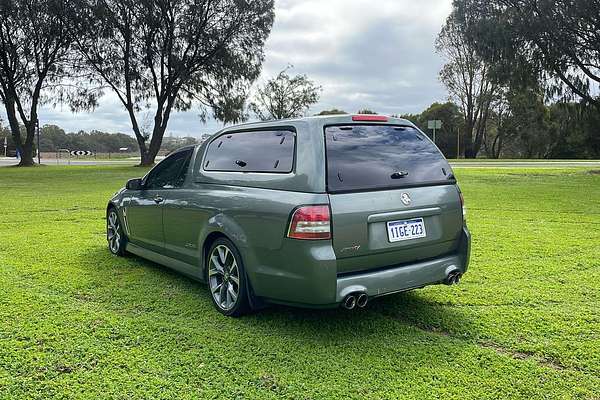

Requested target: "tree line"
[
  {"left": 269, "top": 0, "right": 600, "bottom": 159},
  {"left": 317, "top": 101, "right": 600, "bottom": 159},
  {"left": 2, "top": 0, "right": 598, "bottom": 165},
  {"left": 0, "top": 123, "right": 206, "bottom": 155},
  {"left": 0, "top": 0, "right": 275, "bottom": 166},
  {"left": 397, "top": 101, "right": 600, "bottom": 159},
  {"left": 432, "top": 0, "right": 600, "bottom": 158}
]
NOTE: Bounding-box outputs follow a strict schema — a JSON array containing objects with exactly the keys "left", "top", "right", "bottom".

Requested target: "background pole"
[
  {"left": 457, "top": 127, "right": 460, "bottom": 159},
  {"left": 36, "top": 119, "right": 41, "bottom": 165}
]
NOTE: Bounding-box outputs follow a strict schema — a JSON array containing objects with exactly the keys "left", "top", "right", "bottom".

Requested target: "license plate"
[{"left": 386, "top": 218, "right": 426, "bottom": 242}]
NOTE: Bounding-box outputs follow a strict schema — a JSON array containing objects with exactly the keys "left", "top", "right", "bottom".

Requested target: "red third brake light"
[
  {"left": 352, "top": 115, "right": 388, "bottom": 122},
  {"left": 287, "top": 205, "right": 331, "bottom": 240}
]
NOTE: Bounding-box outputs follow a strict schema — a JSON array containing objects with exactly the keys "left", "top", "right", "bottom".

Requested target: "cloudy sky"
[{"left": 2, "top": 0, "right": 452, "bottom": 138}]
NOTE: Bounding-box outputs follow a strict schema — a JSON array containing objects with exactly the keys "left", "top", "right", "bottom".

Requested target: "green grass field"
[{"left": 1, "top": 166, "right": 599, "bottom": 399}]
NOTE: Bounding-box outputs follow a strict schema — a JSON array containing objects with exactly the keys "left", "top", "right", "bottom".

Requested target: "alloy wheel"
[
  {"left": 107, "top": 211, "right": 121, "bottom": 254},
  {"left": 208, "top": 244, "right": 240, "bottom": 311}
]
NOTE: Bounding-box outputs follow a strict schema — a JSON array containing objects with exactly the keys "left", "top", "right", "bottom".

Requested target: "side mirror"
[{"left": 126, "top": 178, "right": 143, "bottom": 190}]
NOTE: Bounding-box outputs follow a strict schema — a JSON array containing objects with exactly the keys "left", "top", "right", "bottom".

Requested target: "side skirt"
[{"left": 126, "top": 242, "right": 205, "bottom": 283}]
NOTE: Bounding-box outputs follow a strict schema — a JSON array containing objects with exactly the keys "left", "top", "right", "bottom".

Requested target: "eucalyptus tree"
[
  {"left": 456, "top": 0, "right": 600, "bottom": 111},
  {"left": 356, "top": 109, "right": 377, "bottom": 115},
  {"left": 0, "top": 0, "right": 92, "bottom": 166},
  {"left": 436, "top": 9, "right": 500, "bottom": 158},
  {"left": 315, "top": 109, "right": 347, "bottom": 116},
  {"left": 70, "top": 0, "right": 275, "bottom": 166},
  {"left": 249, "top": 67, "right": 321, "bottom": 121}
]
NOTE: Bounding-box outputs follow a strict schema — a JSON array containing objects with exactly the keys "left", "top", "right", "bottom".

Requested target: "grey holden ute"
[{"left": 107, "top": 114, "right": 471, "bottom": 316}]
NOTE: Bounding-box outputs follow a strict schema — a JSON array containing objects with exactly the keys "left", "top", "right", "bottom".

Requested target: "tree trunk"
[
  {"left": 135, "top": 138, "right": 152, "bottom": 167},
  {"left": 18, "top": 141, "right": 35, "bottom": 166},
  {"left": 138, "top": 123, "right": 167, "bottom": 166},
  {"left": 3, "top": 99, "right": 36, "bottom": 166},
  {"left": 137, "top": 126, "right": 165, "bottom": 166},
  {"left": 491, "top": 134, "right": 502, "bottom": 159},
  {"left": 137, "top": 99, "right": 174, "bottom": 167},
  {"left": 462, "top": 125, "right": 476, "bottom": 158},
  {"left": 472, "top": 127, "right": 484, "bottom": 157},
  {"left": 139, "top": 149, "right": 154, "bottom": 167},
  {"left": 124, "top": 105, "right": 153, "bottom": 167},
  {"left": 18, "top": 124, "right": 36, "bottom": 166}
]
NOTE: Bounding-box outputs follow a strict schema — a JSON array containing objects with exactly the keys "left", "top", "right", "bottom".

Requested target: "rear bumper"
[
  {"left": 336, "top": 226, "right": 470, "bottom": 302},
  {"left": 251, "top": 226, "right": 471, "bottom": 308},
  {"left": 337, "top": 254, "right": 460, "bottom": 301}
]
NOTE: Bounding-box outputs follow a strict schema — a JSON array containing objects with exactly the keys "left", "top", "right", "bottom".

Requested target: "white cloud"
[
  {"left": 1, "top": 0, "right": 452, "bottom": 137},
  {"left": 261, "top": 0, "right": 452, "bottom": 115}
]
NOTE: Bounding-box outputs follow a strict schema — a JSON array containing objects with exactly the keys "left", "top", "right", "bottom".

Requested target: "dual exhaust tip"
[
  {"left": 342, "top": 292, "right": 368, "bottom": 310},
  {"left": 343, "top": 270, "right": 463, "bottom": 309},
  {"left": 445, "top": 270, "right": 462, "bottom": 285}
]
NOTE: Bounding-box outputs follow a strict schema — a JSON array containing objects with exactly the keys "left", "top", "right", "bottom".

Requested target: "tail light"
[
  {"left": 459, "top": 190, "right": 466, "bottom": 220},
  {"left": 287, "top": 205, "right": 331, "bottom": 240}
]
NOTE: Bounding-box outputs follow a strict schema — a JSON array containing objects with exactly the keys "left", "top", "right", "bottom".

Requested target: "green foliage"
[
  {"left": 0, "top": 0, "right": 97, "bottom": 166},
  {"left": 315, "top": 109, "right": 348, "bottom": 116},
  {"left": 546, "top": 103, "right": 600, "bottom": 159},
  {"left": 401, "top": 102, "right": 464, "bottom": 158},
  {"left": 0, "top": 166, "right": 599, "bottom": 398},
  {"left": 357, "top": 109, "right": 377, "bottom": 115},
  {"left": 440, "top": 0, "right": 600, "bottom": 159},
  {"left": 456, "top": 0, "right": 600, "bottom": 109},
  {"left": 38, "top": 125, "right": 139, "bottom": 153},
  {"left": 493, "top": 87, "right": 555, "bottom": 158},
  {"left": 249, "top": 67, "right": 322, "bottom": 121},
  {"left": 483, "top": 90, "right": 600, "bottom": 159},
  {"left": 436, "top": 8, "right": 500, "bottom": 158},
  {"left": 0, "top": 123, "right": 16, "bottom": 155},
  {"left": 70, "top": 0, "right": 275, "bottom": 165},
  {"left": 36, "top": 124, "right": 200, "bottom": 153}
]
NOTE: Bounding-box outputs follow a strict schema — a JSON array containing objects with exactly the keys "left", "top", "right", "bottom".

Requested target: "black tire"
[
  {"left": 107, "top": 207, "right": 127, "bottom": 257},
  {"left": 206, "top": 237, "right": 250, "bottom": 317}
]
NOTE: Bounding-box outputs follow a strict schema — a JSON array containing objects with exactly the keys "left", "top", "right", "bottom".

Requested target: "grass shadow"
[
  {"left": 244, "top": 290, "right": 475, "bottom": 343},
  {"left": 79, "top": 246, "right": 474, "bottom": 344}
]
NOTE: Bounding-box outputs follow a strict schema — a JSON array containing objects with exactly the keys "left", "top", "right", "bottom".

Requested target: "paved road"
[
  {"left": 2, "top": 157, "right": 600, "bottom": 168},
  {"left": 450, "top": 161, "right": 600, "bottom": 168},
  {"left": 0, "top": 158, "right": 140, "bottom": 166}
]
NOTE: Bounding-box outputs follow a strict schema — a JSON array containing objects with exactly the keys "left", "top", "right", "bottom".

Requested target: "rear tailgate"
[
  {"left": 324, "top": 123, "right": 463, "bottom": 274},
  {"left": 329, "top": 186, "right": 463, "bottom": 273}
]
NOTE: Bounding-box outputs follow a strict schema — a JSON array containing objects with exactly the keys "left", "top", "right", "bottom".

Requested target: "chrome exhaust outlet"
[
  {"left": 444, "top": 271, "right": 462, "bottom": 285},
  {"left": 343, "top": 294, "right": 357, "bottom": 310},
  {"left": 356, "top": 293, "right": 368, "bottom": 308},
  {"left": 454, "top": 273, "right": 461, "bottom": 284}
]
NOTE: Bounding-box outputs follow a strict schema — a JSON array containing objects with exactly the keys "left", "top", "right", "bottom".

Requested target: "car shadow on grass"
[
  {"left": 84, "top": 246, "right": 474, "bottom": 343},
  {"left": 246, "top": 291, "right": 475, "bottom": 343}
]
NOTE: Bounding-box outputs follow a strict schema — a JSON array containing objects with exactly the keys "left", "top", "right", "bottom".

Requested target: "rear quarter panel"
[{"left": 186, "top": 184, "right": 332, "bottom": 299}]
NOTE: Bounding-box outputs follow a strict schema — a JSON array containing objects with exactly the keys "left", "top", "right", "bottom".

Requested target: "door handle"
[{"left": 153, "top": 195, "right": 164, "bottom": 204}]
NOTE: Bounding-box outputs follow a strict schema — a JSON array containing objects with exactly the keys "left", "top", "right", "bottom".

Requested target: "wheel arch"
[
  {"left": 198, "top": 212, "right": 250, "bottom": 270},
  {"left": 106, "top": 202, "right": 130, "bottom": 240},
  {"left": 106, "top": 201, "right": 117, "bottom": 214}
]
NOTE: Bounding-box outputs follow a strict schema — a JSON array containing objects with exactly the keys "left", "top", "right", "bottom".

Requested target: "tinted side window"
[
  {"left": 204, "top": 130, "right": 295, "bottom": 173},
  {"left": 145, "top": 148, "right": 193, "bottom": 189}
]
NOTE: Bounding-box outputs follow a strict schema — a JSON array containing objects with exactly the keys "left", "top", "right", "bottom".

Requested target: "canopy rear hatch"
[{"left": 325, "top": 124, "right": 463, "bottom": 274}]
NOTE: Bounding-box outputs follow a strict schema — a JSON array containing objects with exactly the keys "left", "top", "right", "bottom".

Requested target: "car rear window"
[
  {"left": 324, "top": 125, "right": 453, "bottom": 193},
  {"left": 204, "top": 129, "right": 295, "bottom": 173}
]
